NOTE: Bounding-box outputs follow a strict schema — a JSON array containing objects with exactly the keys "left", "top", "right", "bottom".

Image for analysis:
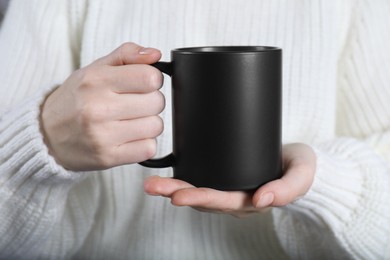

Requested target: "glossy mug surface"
[{"left": 140, "top": 46, "right": 282, "bottom": 191}]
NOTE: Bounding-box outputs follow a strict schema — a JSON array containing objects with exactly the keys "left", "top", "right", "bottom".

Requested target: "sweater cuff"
[
  {"left": 272, "top": 138, "right": 390, "bottom": 259},
  {"left": 0, "top": 87, "right": 89, "bottom": 206}
]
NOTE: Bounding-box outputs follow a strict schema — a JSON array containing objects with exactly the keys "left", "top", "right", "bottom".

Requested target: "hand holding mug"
[
  {"left": 40, "top": 43, "right": 165, "bottom": 171},
  {"left": 144, "top": 143, "right": 316, "bottom": 218}
]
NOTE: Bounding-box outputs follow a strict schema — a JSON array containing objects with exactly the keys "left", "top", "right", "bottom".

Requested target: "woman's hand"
[
  {"left": 144, "top": 143, "right": 316, "bottom": 218},
  {"left": 41, "top": 43, "right": 165, "bottom": 171}
]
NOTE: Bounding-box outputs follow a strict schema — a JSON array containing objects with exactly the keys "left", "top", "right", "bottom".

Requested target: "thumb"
[
  {"left": 252, "top": 143, "right": 316, "bottom": 208},
  {"left": 94, "top": 42, "right": 162, "bottom": 66}
]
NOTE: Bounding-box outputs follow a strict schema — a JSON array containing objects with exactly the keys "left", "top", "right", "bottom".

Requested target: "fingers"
[
  {"left": 253, "top": 143, "right": 316, "bottom": 208},
  {"left": 144, "top": 176, "right": 273, "bottom": 218},
  {"left": 94, "top": 42, "right": 162, "bottom": 66},
  {"left": 113, "top": 91, "right": 165, "bottom": 120},
  {"left": 110, "top": 116, "right": 164, "bottom": 145},
  {"left": 74, "top": 90, "right": 165, "bottom": 123},
  {"left": 73, "top": 65, "right": 165, "bottom": 120},
  {"left": 171, "top": 188, "right": 253, "bottom": 212},
  {"left": 41, "top": 42, "right": 166, "bottom": 171},
  {"left": 144, "top": 176, "right": 194, "bottom": 196},
  {"left": 143, "top": 143, "right": 316, "bottom": 218},
  {"left": 98, "top": 139, "right": 158, "bottom": 169},
  {"left": 82, "top": 42, "right": 164, "bottom": 94},
  {"left": 77, "top": 64, "right": 163, "bottom": 94},
  {"left": 70, "top": 116, "right": 164, "bottom": 170},
  {"left": 144, "top": 176, "right": 252, "bottom": 212},
  {"left": 104, "top": 64, "right": 164, "bottom": 94}
]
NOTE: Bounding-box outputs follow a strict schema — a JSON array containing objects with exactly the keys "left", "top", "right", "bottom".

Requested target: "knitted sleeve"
[
  {"left": 272, "top": 1, "right": 390, "bottom": 259},
  {"left": 0, "top": 0, "right": 97, "bottom": 258}
]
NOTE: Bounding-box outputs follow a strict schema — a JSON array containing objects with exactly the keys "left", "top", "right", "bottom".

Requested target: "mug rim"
[{"left": 172, "top": 46, "right": 281, "bottom": 54}]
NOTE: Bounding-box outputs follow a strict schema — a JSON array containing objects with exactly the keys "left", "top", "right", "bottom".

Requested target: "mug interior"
[{"left": 173, "top": 46, "right": 280, "bottom": 53}]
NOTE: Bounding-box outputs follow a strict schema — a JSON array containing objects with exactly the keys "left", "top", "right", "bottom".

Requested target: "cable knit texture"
[{"left": 0, "top": 0, "right": 389, "bottom": 259}]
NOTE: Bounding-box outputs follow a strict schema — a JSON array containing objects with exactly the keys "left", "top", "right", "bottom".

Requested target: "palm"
[{"left": 144, "top": 143, "right": 316, "bottom": 217}]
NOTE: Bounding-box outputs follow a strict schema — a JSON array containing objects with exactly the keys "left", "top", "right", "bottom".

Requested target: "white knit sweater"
[{"left": 0, "top": 0, "right": 389, "bottom": 259}]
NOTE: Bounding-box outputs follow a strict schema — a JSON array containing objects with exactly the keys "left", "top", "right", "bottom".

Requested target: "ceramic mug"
[{"left": 140, "top": 46, "right": 282, "bottom": 191}]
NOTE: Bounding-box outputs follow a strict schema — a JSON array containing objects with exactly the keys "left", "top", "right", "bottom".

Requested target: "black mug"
[{"left": 140, "top": 46, "right": 282, "bottom": 191}]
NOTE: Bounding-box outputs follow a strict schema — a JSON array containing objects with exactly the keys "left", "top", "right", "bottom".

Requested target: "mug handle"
[{"left": 138, "top": 61, "right": 175, "bottom": 168}]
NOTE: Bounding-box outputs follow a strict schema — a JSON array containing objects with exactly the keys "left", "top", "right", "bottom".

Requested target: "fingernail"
[
  {"left": 144, "top": 190, "right": 158, "bottom": 196},
  {"left": 143, "top": 177, "right": 159, "bottom": 196},
  {"left": 256, "top": 192, "right": 274, "bottom": 208},
  {"left": 144, "top": 187, "right": 161, "bottom": 196},
  {"left": 139, "top": 47, "right": 154, "bottom": 55}
]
